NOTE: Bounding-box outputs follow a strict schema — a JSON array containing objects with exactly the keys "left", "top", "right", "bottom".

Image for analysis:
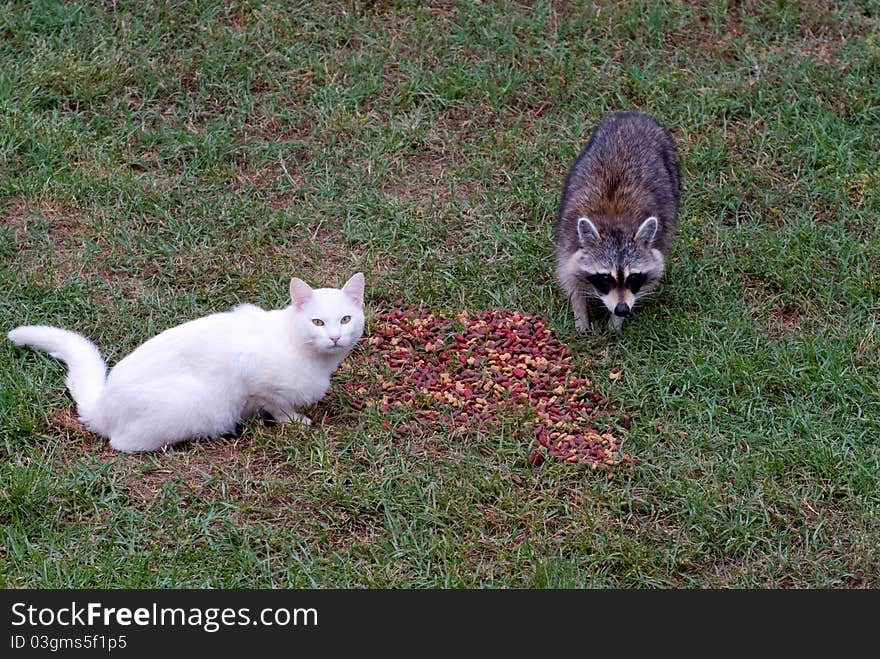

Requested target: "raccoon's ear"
[
  {"left": 577, "top": 217, "right": 601, "bottom": 247},
  {"left": 634, "top": 216, "right": 658, "bottom": 247}
]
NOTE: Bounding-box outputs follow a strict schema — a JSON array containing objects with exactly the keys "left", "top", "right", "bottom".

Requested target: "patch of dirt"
[
  {"left": 2, "top": 198, "right": 89, "bottom": 242},
  {"left": 845, "top": 171, "right": 877, "bottom": 210},
  {"left": 123, "top": 436, "right": 295, "bottom": 504},
  {"left": 379, "top": 154, "right": 468, "bottom": 205},
  {"left": 4, "top": 198, "right": 144, "bottom": 293},
  {"left": 231, "top": 151, "right": 308, "bottom": 202},
  {"left": 246, "top": 106, "right": 313, "bottom": 144},
  {"left": 37, "top": 401, "right": 312, "bottom": 536},
  {"left": 845, "top": 574, "right": 877, "bottom": 589},
  {"left": 324, "top": 511, "right": 386, "bottom": 551},
  {"left": 224, "top": 5, "right": 253, "bottom": 34},
  {"left": 40, "top": 407, "right": 118, "bottom": 464},
  {"left": 663, "top": 0, "right": 871, "bottom": 69},
  {"left": 745, "top": 289, "right": 806, "bottom": 338},
  {"left": 223, "top": 229, "right": 386, "bottom": 305},
  {"left": 48, "top": 407, "right": 91, "bottom": 436},
  {"left": 708, "top": 556, "right": 750, "bottom": 586},
  {"left": 44, "top": 407, "right": 121, "bottom": 458},
  {"left": 767, "top": 301, "right": 805, "bottom": 335}
]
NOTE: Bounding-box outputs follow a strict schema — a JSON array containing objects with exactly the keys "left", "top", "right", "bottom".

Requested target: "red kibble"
[{"left": 340, "top": 304, "right": 633, "bottom": 469}]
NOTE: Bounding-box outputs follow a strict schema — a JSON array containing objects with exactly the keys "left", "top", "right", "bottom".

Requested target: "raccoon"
[{"left": 554, "top": 111, "right": 681, "bottom": 331}]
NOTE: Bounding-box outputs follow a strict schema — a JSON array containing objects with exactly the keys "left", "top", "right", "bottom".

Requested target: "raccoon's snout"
[{"left": 614, "top": 303, "right": 630, "bottom": 317}]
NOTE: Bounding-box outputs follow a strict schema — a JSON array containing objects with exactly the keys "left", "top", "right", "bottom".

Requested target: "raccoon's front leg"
[{"left": 571, "top": 293, "right": 591, "bottom": 333}]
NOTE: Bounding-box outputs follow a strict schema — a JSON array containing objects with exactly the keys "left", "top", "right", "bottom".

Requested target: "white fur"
[
  {"left": 8, "top": 273, "right": 366, "bottom": 453},
  {"left": 650, "top": 248, "right": 666, "bottom": 273}
]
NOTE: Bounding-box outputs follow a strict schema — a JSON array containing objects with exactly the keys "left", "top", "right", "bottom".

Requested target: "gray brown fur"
[{"left": 554, "top": 111, "right": 680, "bottom": 331}]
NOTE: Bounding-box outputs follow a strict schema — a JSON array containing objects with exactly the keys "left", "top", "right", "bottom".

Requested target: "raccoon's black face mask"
[
  {"left": 625, "top": 272, "right": 647, "bottom": 293},
  {"left": 586, "top": 273, "right": 614, "bottom": 294},
  {"left": 586, "top": 271, "right": 648, "bottom": 296},
  {"left": 584, "top": 268, "right": 659, "bottom": 326}
]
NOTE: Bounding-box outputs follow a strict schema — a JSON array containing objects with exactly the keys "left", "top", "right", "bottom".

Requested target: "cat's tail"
[{"left": 8, "top": 325, "right": 107, "bottom": 419}]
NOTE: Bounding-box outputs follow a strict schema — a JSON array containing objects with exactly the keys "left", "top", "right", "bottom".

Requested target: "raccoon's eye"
[
  {"left": 626, "top": 273, "right": 647, "bottom": 293},
  {"left": 340, "top": 315, "right": 351, "bottom": 325},
  {"left": 311, "top": 318, "right": 325, "bottom": 326},
  {"left": 587, "top": 274, "right": 615, "bottom": 294}
]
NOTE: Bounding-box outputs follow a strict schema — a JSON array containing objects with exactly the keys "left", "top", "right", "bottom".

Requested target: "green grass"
[{"left": 1, "top": 0, "right": 879, "bottom": 588}]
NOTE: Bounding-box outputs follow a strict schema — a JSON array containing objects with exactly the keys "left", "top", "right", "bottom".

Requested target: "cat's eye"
[
  {"left": 311, "top": 319, "right": 324, "bottom": 326},
  {"left": 340, "top": 315, "right": 352, "bottom": 325},
  {"left": 587, "top": 273, "right": 615, "bottom": 295}
]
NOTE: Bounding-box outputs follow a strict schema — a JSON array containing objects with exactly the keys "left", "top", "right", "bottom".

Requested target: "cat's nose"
[{"left": 329, "top": 335, "right": 340, "bottom": 344}]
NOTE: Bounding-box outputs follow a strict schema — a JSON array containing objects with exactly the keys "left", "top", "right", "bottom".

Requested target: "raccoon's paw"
[{"left": 574, "top": 316, "right": 591, "bottom": 334}]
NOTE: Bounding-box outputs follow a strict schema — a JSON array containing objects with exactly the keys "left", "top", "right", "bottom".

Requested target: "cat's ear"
[
  {"left": 289, "top": 277, "right": 313, "bottom": 310},
  {"left": 341, "top": 272, "right": 365, "bottom": 306}
]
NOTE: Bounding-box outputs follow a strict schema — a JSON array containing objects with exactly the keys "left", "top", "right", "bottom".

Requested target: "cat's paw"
[
  {"left": 293, "top": 413, "right": 312, "bottom": 427},
  {"left": 266, "top": 407, "right": 310, "bottom": 426}
]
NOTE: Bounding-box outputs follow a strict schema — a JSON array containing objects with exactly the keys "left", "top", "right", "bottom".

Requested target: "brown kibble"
[{"left": 342, "top": 305, "right": 627, "bottom": 470}]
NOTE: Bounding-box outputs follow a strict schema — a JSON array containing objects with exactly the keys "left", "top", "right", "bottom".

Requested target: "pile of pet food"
[{"left": 340, "top": 305, "right": 632, "bottom": 469}]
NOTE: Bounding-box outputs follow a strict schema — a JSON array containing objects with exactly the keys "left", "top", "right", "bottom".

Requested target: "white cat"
[{"left": 7, "top": 273, "right": 366, "bottom": 453}]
